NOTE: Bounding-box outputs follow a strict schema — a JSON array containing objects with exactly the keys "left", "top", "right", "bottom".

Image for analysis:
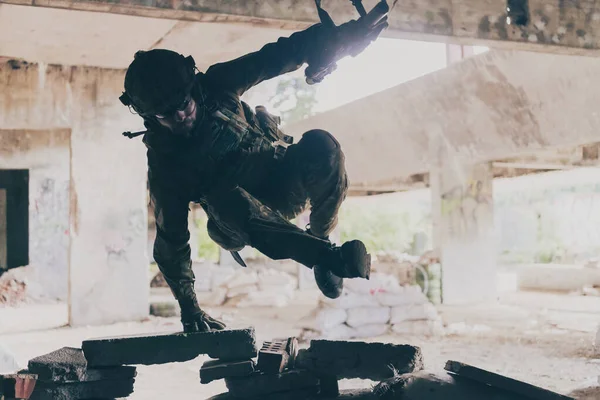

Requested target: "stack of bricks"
[
  {"left": 0, "top": 347, "right": 136, "bottom": 399},
  {"left": 0, "top": 328, "right": 259, "bottom": 400},
  {"left": 206, "top": 339, "right": 425, "bottom": 400},
  {"left": 200, "top": 336, "right": 321, "bottom": 399}
]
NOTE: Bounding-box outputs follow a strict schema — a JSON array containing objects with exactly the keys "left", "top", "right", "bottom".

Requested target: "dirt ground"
[{"left": 0, "top": 290, "right": 599, "bottom": 399}]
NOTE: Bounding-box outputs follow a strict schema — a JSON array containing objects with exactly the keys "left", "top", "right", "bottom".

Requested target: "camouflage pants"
[{"left": 203, "top": 129, "right": 349, "bottom": 268}]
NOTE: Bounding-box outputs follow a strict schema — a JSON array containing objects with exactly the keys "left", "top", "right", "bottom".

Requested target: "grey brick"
[
  {"left": 444, "top": 361, "right": 573, "bottom": 400},
  {"left": 295, "top": 340, "right": 423, "bottom": 381},
  {"left": 206, "top": 388, "right": 374, "bottom": 400},
  {"left": 82, "top": 328, "right": 257, "bottom": 367},
  {"left": 225, "top": 369, "right": 318, "bottom": 398},
  {"left": 28, "top": 348, "right": 87, "bottom": 382},
  {"left": 27, "top": 347, "right": 136, "bottom": 383},
  {"left": 200, "top": 359, "right": 255, "bottom": 384},
  {"left": 256, "top": 340, "right": 289, "bottom": 374},
  {"left": 319, "top": 375, "right": 339, "bottom": 397},
  {"left": 28, "top": 378, "right": 134, "bottom": 400}
]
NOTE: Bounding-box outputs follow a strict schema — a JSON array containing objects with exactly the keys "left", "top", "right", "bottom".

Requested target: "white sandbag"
[
  {"left": 344, "top": 273, "right": 402, "bottom": 294},
  {"left": 346, "top": 306, "right": 391, "bottom": 328},
  {"left": 227, "top": 284, "right": 259, "bottom": 298},
  {"left": 316, "top": 308, "right": 348, "bottom": 332},
  {"left": 320, "top": 323, "right": 356, "bottom": 340},
  {"left": 321, "top": 290, "right": 380, "bottom": 309},
  {"left": 225, "top": 270, "right": 259, "bottom": 289},
  {"left": 351, "top": 323, "right": 390, "bottom": 338},
  {"left": 390, "top": 303, "right": 438, "bottom": 324}
]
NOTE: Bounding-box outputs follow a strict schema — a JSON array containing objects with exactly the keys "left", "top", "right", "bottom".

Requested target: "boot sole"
[
  {"left": 341, "top": 240, "right": 371, "bottom": 279},
  {"left": 314, "top": 266, "right": 344, "bottom": 299}
]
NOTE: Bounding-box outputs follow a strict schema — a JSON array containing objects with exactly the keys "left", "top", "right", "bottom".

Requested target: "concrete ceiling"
[{"left": 0, "top": 3, "right": 290, "bottom": 70}]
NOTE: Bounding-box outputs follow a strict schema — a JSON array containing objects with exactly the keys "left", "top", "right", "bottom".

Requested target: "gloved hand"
[
  {"left": 181, "top": 308, "right": 227, "bottom": 333},
  {"left": 305, "top": 0, "right": 390, "bottom": 84}
]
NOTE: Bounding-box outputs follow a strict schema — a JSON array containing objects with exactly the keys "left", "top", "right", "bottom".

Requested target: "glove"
[
  {"left": 305, "top": 0, "right": 390, "bottom": 84},
  {"left": 181, "top": 308, "right": 227, "bottom": 333}
]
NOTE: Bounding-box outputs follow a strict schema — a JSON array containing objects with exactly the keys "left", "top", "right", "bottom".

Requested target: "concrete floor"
[{"left": 0, "top": 291, "right": 598, "bottom": 399}]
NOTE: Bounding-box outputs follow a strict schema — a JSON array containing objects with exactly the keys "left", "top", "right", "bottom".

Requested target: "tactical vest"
[{"left": 203, "top": 93, "right": 294, "bottom": 162}]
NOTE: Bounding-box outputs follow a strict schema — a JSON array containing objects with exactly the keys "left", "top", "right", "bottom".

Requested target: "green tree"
[{"left": 268, "top": 75, "right": 318, "bottom": 126}]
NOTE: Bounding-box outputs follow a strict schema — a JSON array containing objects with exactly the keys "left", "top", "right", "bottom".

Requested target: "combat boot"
[
  {"left": 319, "top": 239, "right": 371, "bottom": 279},
  {"left": 308, "top": 228, "right": 370, "bottom": 299},
  {"left": 169, "top": 280, "right": 226, "bottom": 333}
]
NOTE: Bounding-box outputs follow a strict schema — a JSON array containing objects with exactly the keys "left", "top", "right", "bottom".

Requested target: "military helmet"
[{"left": 120, "top": 49, "right": 196, "bottom": 117}]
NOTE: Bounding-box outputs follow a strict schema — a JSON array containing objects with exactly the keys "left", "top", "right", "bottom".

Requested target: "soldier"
[{"left": 119, "top": 8, "right": 388, "bottom": 332}]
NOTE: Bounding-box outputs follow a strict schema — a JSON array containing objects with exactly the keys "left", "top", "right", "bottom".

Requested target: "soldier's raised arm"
[
  {"left": 204, "top": 24, "right": 327, "bottom": 97},
  {"left": 204, "top": 1, "right": 389, "bottom": 96}
]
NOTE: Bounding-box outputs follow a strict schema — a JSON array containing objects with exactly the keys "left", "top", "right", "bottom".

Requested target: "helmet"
[{"left": 119, "top": 49, "right": 196, "bottom": 117}]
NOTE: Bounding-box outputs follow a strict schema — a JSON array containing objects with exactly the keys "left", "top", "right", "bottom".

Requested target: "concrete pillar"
[
  {"left": 0, "top": 189, "right": 6, "bottom": 271},
  {"left": 430, "top": 137, "right": 497, "bottom": 304},
  {"left": 67, "top": 68, "right": 149, "bottom": 326}
]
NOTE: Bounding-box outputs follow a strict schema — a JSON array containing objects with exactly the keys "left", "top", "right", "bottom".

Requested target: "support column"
[
  {"left": 0, "top": 189, "right": 6, "bottom": 271},
  {"left": 68, "top": 68, "right": 149, "bottom": 326},
  {"left": 430, "top": 135, "right": 497, "bottom": 305}
]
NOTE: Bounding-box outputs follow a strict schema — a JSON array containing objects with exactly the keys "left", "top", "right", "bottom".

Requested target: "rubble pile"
[
  {"left": 0, "top": 327, "right": 575, "bottom": 400},
  {"left": 0, "top": 272, "right": 27, "bottom": 306},
  {"left": 204, "top": 338, "right": 424, "bottom": 400},
  {"left": 0, "top": 328, "right": 258, "bottom": 400},
  {"left": 308, "top": 273, "right": 443, "bottom": 339},
  {"left": 0, "top": 347, "right": 136, "bottom": 400}
]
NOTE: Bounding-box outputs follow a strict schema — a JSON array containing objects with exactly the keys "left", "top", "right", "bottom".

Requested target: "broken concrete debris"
[
  {"left": 256, "top": 338, "right": 296, "bottom": 374},
  {"left": 318, "top": 374, "right": 339, "bottom": 397},
  {"left": 201, "top": 359, "right": 256, "bottom": 384},
  {"left": 200, "top": 336, "right": 304, "bottom": 398},
  {"left": 205, "top": 339, "right": 424, "bottom": 399},
  {"left": 209, "top": 369, "right": 574, "bottom": 400},
  {"left": 296, "top": 340, "right": 424, "bottom": 381},
  {"left": 4, "top": 327, "right": 574, "bottom": 400},
  {"left": 1, "top": 347, "right": 137, "bottom": 400},
  {"left": 82, "top": 328, "right": 258, "bottom": 366},
  {"left": 28, "top": 378, "right": 135, "bottom": 400},
  {"left": 225, "top": 369, "right": 319, "bottom": 398},
  {"left": 27, "top": 347, "right": 87, "bottom": 383},
  {"left": 27, "top": 347, "right": 137, "bottom": 384},
  {"left": 444, "top": 360, "right": 575, "bottom": 400}
]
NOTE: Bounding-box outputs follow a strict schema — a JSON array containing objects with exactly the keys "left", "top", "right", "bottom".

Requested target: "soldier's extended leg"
[
  {"left": 205, "top": 186, "right": 370, "bottom": 280},
  {"left": 208, "top": 129, "right": 369, "bottom": 299},
  {"left": 279, "top": 129, "right": 353, "bottom": 298}
]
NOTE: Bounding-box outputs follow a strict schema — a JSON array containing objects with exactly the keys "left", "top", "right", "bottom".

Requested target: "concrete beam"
[
  {"left": 4, "top": 0, "right": 600, "bottom": 56},
  {"left": 285, "top": 50, "right": 600, "bottom": 189}
]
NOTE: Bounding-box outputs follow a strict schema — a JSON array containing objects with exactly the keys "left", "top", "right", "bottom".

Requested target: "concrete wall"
[
  {"left": 0, "top": 60, "right": 149, "bottom": 326},
  {"left": 0, "top": 189, "right": 5, "bottom": 270},
  {"left": 0, "top": 129, "right": 69, "bottom": 300}
]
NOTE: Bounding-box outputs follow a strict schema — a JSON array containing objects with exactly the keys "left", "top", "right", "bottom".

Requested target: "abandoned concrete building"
[{"left": 1, "top": 0, "right": 600, "bottom": 399}]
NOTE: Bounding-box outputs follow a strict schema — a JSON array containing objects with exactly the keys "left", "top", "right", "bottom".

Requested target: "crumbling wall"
[
  {"left": 0, "top": 129, "right": 70, "bottom": 300},
  {"left": 0, "top": 60, "right": 149, "bottom": 326}
]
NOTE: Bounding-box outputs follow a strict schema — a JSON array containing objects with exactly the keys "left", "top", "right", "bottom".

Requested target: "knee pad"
[
  {"left": 300, "top": 129, "right": 342, "bottom": 159},
  {"left": 206, "top": 219, "right": 246, "bottom": 252}
]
